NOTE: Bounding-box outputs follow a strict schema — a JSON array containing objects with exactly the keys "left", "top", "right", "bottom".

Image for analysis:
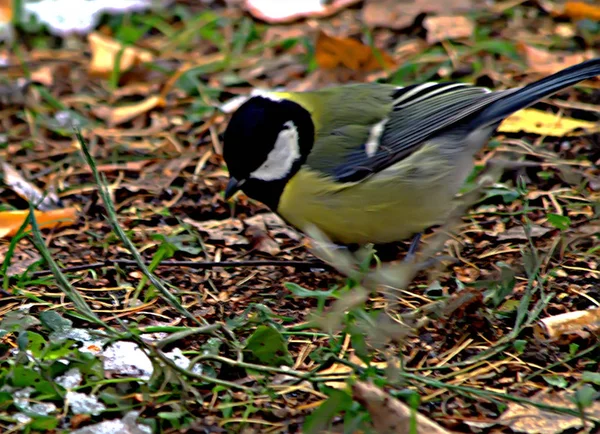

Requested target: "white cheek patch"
[
  {"left": 249, "top": 121, "right": 300, "bottom": 181},
  {"left": 365, "top": 118, "right": 388, "bottom": 157}
]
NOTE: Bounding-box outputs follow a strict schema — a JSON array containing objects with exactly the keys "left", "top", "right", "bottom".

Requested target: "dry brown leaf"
[
  {"left": 517, "top": 43, "right": 596, "bottom": 75},
  {"left": 362, "top": 0, "right": 482, "bottom": 29},
  {"left": 244, "top": 224, "right": 281, "bottom": 256},
  {"left": 91, "top": 96, "right": 165, "bottom": 126},
  {"left": 352, "top": 381, "right": 452, "bottom": 434},
  {"left": 1, "top": 160, "right": 61, "bottom": 211},
  {"left": 0, "top": 208, "right": 78, "bottom": 238},
  {"left": 245, "top": 0, "right": 361, "bottom": 24},
  {"left": 497, "top": 224, "right": 553, "bottom": 241},
  {"left": 499, "top": 108, "right": 600, "bottom": 136},
  {"left": 315, "top": 31, "right": 396, "bottom": 72},
  {"left": 183, "top": 218, "right": 248, "bottom": 246},
  {"left": 534, "top": 307, "right": 600, "bottom": 340},
  {"left": 498, "top": 390, "right": 600, "bottom": 434},
  {"left": 561, "top": 1, "right": 600, "bottom": 21},
  {"left": 423, "top": 16, "right": 475, "bottom": 44},
  {"left": 88, "top": 32, "right": 154, "bottom": 78},
  {"left": 30, "top": 65, "right": 56, "bottom": 86}
]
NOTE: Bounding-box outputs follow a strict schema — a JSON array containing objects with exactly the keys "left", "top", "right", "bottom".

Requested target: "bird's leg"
[{"left": 403, "top": 233, "right": 422, "bottom": 262}]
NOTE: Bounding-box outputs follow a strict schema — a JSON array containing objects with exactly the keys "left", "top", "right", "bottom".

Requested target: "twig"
[{"left": 2, "top": 258, "right": 332, "bottom": 282}]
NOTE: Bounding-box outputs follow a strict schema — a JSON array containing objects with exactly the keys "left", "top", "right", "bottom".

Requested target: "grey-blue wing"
[{"left": 329, "top": 82, "right": 515, "bottom": 182}]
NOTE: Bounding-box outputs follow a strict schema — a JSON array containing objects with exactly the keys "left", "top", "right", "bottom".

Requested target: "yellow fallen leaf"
[
  {"left": 535, "top": 307, "right": 600, "bottom": 340},
  {"left": 499, "top": 109, "right": 599, "bottom": 136},
  {"left": 315, "top": 31, "right": 396, "bottom": 72},
  {"left": 91, "top": 95, "right": 165, "bottom": 126},
  {"left": 88, "top": 32, "right": 153, "bottom": 78},
  {"left": 318, "top": 353, "right": 388, "bottom": 389},
  {"left": 0, "top": 208, "right": 78, "bottom": 238}
]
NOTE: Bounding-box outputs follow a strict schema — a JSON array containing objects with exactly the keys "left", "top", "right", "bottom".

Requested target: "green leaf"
[
  {"left": 303, "top": 389, "right": 352, "bottom": 433},
  {"left": 513, "top": 339, "right": 527, "bottom": 354},
  {"left": 569, "top": 343, "right": 579, "bottom": 356},
  {"left": 26, "top": 331, "right": 46, "bottom": 357},
  {"left": 244, "top": 325, "right": 293, "bottom": 367},
  {"left": 572, "top": 384, "right": 598, "bottom": 408},
  {"left": 0, "top": 311, "right": 40, "bottom": 332},
  {"left": 547, "top": 213, "right": 571, "bottom": 231},
  {"left": 11, "top": 367, "right": 55, "bottom": 395},
  {"left": 542, "top": 375, "right": 568, "bottom": 388},
  {"left": 285, "top": 283, "right": 337, "bottom": 299},
  {"left": 582, "top": 371, "right": 600, "bottom": 385},
  {"left": 40, "top": 311, "right": 72, "bottom": 333},
  {"left": 158, "top": 411, "right": 188, "bottom": 420},
  {"left": 29, "top": 415, "right": 59, "bottom": 430}
]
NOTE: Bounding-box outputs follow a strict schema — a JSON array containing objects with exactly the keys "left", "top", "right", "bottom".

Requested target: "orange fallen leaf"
[
  {"left": 562, "top": 1, "right": 600, "bottom": 21},
  {"left": 0, "top": 208, "right": 78, "bottom": 238},
  {"left": 315, "top": 31, "right": 395, "bottom": 72},
  {"left": 423, "top": 15, "right": 475, "bottom": 44},
  {"left": 91, "top": 95, "right": 165, "bottom": 126},
  {"left": 88, "top": 32, "right": 153, "bottom": 78},
  {"left": 517, "top": 42, "right": 596, "bottom": 75},
  {"left": 0, "top": 0, "right": 12, "bottom": 22}
]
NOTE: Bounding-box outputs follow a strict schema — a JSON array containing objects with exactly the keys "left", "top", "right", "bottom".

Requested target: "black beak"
[{"left": 225, "top": 177, "right": 244, "bottom": 200}]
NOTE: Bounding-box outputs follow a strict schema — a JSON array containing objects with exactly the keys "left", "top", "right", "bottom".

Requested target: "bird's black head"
[{"left": 223, "top": 95, "right": 315, "bottom": 210}]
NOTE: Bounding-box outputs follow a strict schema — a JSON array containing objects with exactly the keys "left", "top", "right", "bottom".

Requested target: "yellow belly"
[{"left": 278, "top": 148, "right": 471, "bottom": 245}]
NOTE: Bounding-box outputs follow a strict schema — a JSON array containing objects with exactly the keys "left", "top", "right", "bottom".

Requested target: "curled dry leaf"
[
  {"left": 0, "top": 208, "right": 78, "bottom": 238},
  {"left": 183, "top": 217, "right": 248, "bottom": 246},
  {"left": 88, "top": 32, "right": 153, "bottom": 78},
  {"left": 497, "top": 224, "right": 553, "bottom": 241},
  {"left": 498, "top": 390, "right": 600, "bottom": 434},
  {"left": 517, "top": 42, "right": 596, "bottom": 75},
  {"left": 534, "top": 307, "right": 600, "bottom": 340},
  {"left": 244, "top": 224, "right": 281, "bottom": 256},
  {"left": 499, "top": 108, "right": 600, "bottom": 136},
  {"left": 423, "top": 15, "right": 475, "bottom": 44},
  {"left": 363, "top": 0, "right": 482, "bottom": 30},
  {"left": 315, "top": 31, "right": 396, "bottom": 72},
  {"left": 91, "top": 95, "right": 165, "bottom": 126},
  {"left": 245, "top": 0, "right": 361, "bottom": 24},
  {"left": 352, "top": 381, "right": 451, "bottom": 434},
  {"left": 1, "top": 160, "right": 62, "bottom": 211}
]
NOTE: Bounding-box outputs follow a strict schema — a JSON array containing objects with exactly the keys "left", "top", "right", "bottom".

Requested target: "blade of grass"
[
  {"left": 75, "top": 128, "right": 204, "bottom": 326},
  {"left": 27, "top": 203, "right": 114, "bottom": 330}
]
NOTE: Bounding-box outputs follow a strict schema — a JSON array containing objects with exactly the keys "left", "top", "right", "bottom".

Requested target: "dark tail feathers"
[{"left": 474, "top": 57, "right": 600, "bottom": 128}]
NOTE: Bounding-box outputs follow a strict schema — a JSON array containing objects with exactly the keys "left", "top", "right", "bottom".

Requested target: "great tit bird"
[{"left": 223, "top": 59, "right": 600, "bottom": 245}]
